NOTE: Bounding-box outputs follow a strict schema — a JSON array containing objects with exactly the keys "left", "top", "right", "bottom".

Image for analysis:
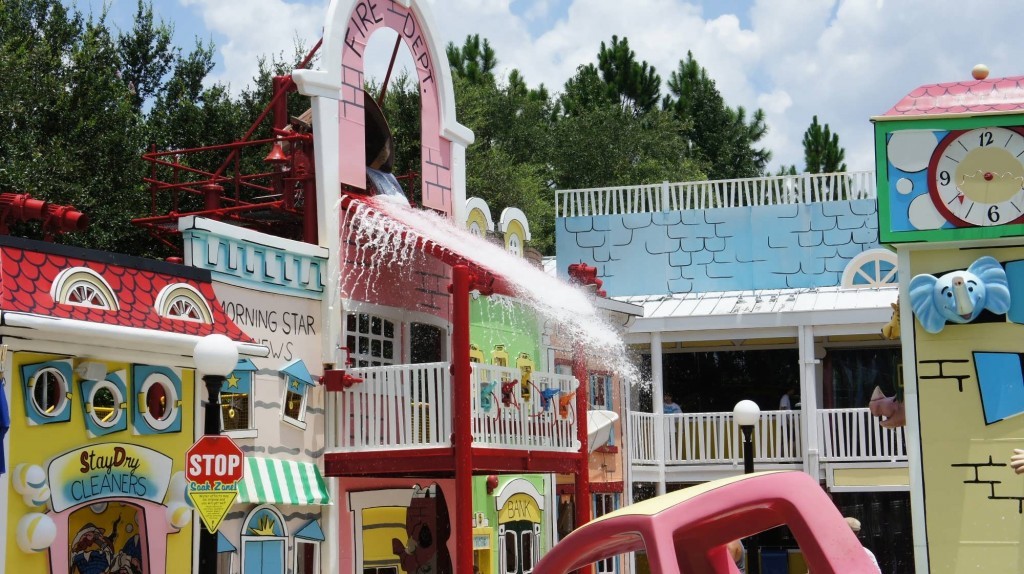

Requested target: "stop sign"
[{"left": 186, "top": 435, "right": 244, "bottom": 484}]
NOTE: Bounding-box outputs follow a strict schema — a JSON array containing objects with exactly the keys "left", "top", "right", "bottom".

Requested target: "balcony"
[
  {"left": 325, "top": 362, "right": 580, "bottom": 454},
  {"left": 555, "top": 170, "right": 876, "bottom": 218},
  {"left": 629, "top": 408, "right": 907, "bottom": 474}
]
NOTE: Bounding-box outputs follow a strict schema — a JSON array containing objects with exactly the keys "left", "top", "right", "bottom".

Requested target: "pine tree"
[{"left": 802, "top": 115, "right": 847, "bottom": 174}]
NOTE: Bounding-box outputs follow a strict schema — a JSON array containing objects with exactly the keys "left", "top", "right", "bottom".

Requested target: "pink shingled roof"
[{"left": 882, "top": 76, "right": 1024, "bottom": 117}]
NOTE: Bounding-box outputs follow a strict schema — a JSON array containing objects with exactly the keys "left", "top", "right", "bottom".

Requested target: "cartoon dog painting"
[
  {"left": 392, "top": 483, "right": 452, "bottom": 574},
  {"left": 908, "top": 256, "right": 1011, "bottom": 334}
]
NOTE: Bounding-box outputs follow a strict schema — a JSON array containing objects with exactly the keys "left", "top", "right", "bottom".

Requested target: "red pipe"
[
  {"left": 451, "top": 265, "right": 474, "bottom": 574},
  {"left": 572, "top": 338, "right": 594, "bottom": 574}
]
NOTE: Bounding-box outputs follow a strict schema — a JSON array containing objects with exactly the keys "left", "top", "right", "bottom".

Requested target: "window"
[
  {"left": 294, "top": 540, "right": 318, "bottom": 574},
  {"left": 593, "top": 494, "right": 621, "bottom": 573},
  {"left": 841, "top": 248, "right": 899, "bottom": 288},
  {"left": 82, "top": 373, "right": 128, "bottom": 437},
  {"left": 221, "top": 371, "right": 253, "bottom": 432},
  {"left": 410, "top": 323, "right": 444, "bottom": 363},
  {"left": 50, "top": 267, "right": 118, "bottom": 310},
  {"left": 155, "top": 283, "right": 213, "bottom": 323},
  {"left": 282, "top": 377, "right": 308, "bottom": 423},
  {"left": 590, "top": 373, "right": 612, "bottom": 411},
  {"left": 132, "top": 365, "right": 183, "bottom": 435},
  {"left": 280, "top": 360, "right": 315, "bottom": 429},
  {"left": 217, "top": 552, "right": 234, "bottom": 574},
  {"left": 21, "top": 359, "right": 74, "bottom": 425},
  {"left": 346, "top": 312, "right": 397, "bottom": 367}
]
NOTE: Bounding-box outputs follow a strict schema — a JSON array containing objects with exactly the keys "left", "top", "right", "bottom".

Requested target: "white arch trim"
[
  {"left": 292, "top": 0, "right": 473, "bottom": 147},
  {"left": 466, "top": 197, "right": 495, "bottom": 232},
  {"left": 494, "top": 477, "right": 544, "bottom": 511},
  {"left": 841, "top": 248, "right": 898, "bottom": 288},
  {"left": 499, "top": 207, "right": 531, "bottom": 241}
]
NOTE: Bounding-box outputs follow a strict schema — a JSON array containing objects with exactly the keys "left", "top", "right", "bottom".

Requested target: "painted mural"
[{"left": 556, "top": 200, "right": 881, "bottom": 296}]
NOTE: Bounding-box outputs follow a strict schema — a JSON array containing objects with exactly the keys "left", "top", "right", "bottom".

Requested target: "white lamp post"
[
  {"left": 733, "top": 400, "right": 761, "bottom": 474},
  {"left": 193, "top": 334, "right": 239, "bottom": 573}
]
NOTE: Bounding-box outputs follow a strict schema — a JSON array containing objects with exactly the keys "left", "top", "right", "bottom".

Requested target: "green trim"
[{"left": 876, "top": 112, "right": 1024, "bottom": 245}]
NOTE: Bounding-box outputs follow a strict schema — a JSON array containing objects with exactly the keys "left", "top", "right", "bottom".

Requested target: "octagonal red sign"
[{"left": 186, "top": 435, "right": 244, "bottom": 484}]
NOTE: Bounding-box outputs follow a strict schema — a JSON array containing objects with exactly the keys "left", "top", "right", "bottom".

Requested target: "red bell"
[{"left": 264, "top": 142, "right": 289, "bottom": 164}]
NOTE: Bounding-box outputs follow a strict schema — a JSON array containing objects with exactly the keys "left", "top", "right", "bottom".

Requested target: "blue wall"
[{"left": 556, "top": 200, "right": 880, "bottom": 297}]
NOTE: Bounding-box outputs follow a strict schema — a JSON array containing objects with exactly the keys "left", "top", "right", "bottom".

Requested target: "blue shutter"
[
  {"left": 81, "top": 370, "right": 128, "bottom": 437},
  {"left": 20, "top": 359, "right": 73, "bottom": 425},
  {"left": 132, "top": 365, "right": 183, "bottom": 435}
]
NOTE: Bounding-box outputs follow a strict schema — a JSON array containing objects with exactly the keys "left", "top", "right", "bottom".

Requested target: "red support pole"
[
  {"left": 451, "top": 265, "right": 474, "bottom": 574},
  {"left": 572, "top": 339, "right": 593, "bottom": 556}
]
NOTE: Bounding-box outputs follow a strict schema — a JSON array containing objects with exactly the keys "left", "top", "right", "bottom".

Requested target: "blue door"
[{"left": 244, "top": 539, "right": 285, "bottom": 574}]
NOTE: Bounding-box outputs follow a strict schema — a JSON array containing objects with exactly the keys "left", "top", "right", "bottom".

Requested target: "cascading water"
[{"left": 339, "top": 196, "right": 639, "bottom": 383}]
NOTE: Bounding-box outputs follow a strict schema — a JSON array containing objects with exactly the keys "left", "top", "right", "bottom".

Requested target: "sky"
[{"left": 78, "top": 0, "right": 1024, "bottom": 177}]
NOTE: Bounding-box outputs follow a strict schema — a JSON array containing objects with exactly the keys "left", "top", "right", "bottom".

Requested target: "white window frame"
[
  {"left": 154, "top": 283, "right": 213, "bottom": 322},
  {"left": 280, "top": 376, "right": 309, "bottom": 430},
  {"left": 86, "top": 379, "right": 125, "bottom": 429},
  {"left": 138, "top": 371, "right": 180, "bottom": 431},
  {"left": 292, "top": 539, "right": 320, "bottom": 574},
  {"left": 29, "top": 366, "right": 69, "bottom": 418},
  {"left": 50, "top": 267, "right": 119, "bottom": 310}
]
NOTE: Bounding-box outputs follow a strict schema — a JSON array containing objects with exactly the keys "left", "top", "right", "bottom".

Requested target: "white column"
[
  {"left": 798, "top": 325, "right": 821, "bottom": 480},
  {"left": 650, "top": 332, "right": 666, "bottom": 495}
]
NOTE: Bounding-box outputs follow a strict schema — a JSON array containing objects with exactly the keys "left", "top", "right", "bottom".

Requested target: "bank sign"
[{"left": 48, "top": 442, "right": 173, "bottom": 513}]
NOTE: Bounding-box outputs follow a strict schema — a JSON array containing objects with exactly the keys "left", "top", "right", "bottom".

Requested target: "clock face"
[{"left": 928, "top": 126, "right": 1024, "bottom": 227}]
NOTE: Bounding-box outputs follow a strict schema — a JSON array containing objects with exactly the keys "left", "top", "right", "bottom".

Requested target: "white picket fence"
[
  {"left": 555, "top": 171, "right": 877, "bottom": 218},
  {"left": 629, "top": 407, "right": 906, "bottom": 466},
  {"left": 326, "top": 362, "right": 580, "bottom": 453}
]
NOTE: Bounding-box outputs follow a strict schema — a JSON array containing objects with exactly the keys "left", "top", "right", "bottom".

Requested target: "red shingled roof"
[
  {"left": 0, "top": 244, "right": 253, "bottom": 341},
  {"left": 881, "top": 75, "right": 1024, "bottom": 118}
]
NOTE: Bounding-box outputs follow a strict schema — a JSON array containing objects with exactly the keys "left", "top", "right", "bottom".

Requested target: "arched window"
[
  {"left": 154, "top": 283, "right": 213, "bottom": 323},
  {"left": 841, "top": 249, "right": 899, "bottom": 288},
  {"left": 50, "top": 267, "right": 118, "bottom": 310}
]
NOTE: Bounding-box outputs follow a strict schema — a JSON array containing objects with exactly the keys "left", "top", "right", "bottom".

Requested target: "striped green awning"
[{"left": 236, "top": 457, "right": 331, "bottom": 506}]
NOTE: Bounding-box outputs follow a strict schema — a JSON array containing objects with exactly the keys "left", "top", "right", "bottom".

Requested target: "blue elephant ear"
[
  {"left": 909, "top": 273, "right": 947, "bottom": 333},
  {"left": 969, "top": 256, "right": 1011, "bottom": 314}
]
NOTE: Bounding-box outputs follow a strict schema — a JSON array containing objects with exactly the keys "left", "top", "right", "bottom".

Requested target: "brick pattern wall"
[{"left": 556, "top": 200, "right": 880, "bottom": 296}]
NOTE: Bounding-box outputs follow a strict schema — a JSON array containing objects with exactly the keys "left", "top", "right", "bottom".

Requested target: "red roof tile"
[
  {"left": 0, "top": 245, "right": 253, "bottom": 341},
  {"left": 881, "top": 75, "right": 1024, "bottom": 117}
]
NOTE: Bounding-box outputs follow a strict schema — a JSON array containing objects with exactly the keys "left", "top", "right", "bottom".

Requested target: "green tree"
[
  {"left": 663, "top": 51, "right": 771, "bottom": 179},
  {"left": 117, "top": 0, "right": 175, "bottom": 111},
  {"left": 802, "top": 115, "right": 847, "bottom": 174},
  {"left": 596, "top": 35, "right": 660, "bottom": 115},
  {"left": 446, "top": 34, "right": 497, "bottom": 86},
  {"left": 0, "top": 0, "right": 151, "bottom": 253}
]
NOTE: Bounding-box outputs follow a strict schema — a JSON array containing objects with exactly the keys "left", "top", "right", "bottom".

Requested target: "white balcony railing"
[
  {"left": 629, "top": 407, "right": 906, "bottom": 467},
  {"left": 555, "top": 171, "right": 877, "bottom": 218},
  {"left": 326, "top": 362, "right": 580, "bottom": 453},
  {"left": 470, "top": 363, "right": 580, "bottom": 451},
  {"left": 818, "top": 408, "right": 907, "bottom": 462}
]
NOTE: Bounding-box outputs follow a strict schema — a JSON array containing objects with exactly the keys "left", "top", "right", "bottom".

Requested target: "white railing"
[
  {"left": 818, "top": 408, "right": 907, "bottom": 462},
  {"left": 329, "top": 362, "right": 453, "bottom": 451},
  {"left": 471, "top": 363, "right": 580, "bottom": 451},
  {"left": 629, "top": 407, "right": 905, "bottom": 467},
  {"left": 556, "top": 171, "right": 877, "bottom": 218},
  {"left": 327, "top": 362, "right": 580, "bottom": 453}
]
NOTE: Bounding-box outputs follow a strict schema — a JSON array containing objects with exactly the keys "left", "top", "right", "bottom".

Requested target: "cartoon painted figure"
[
  {"left": 391, "top": 484, "right": 452, "bottom": 574},
  {"left": 908, "top": 255, "right": 1010, "bottom": 333}
]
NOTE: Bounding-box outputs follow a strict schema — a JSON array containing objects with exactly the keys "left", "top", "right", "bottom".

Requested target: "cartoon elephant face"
[{"left": 908, "top": 256, "right": 1011, "bottom": 333}]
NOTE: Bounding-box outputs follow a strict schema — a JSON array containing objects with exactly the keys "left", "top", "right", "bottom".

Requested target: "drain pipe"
[{"left": 450, "top": 265, "right": 474, "bottom": 574}]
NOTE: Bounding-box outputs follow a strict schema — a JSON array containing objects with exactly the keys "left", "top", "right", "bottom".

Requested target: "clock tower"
[{"left": 877, "top": 66, "right": 1024, "bottom": 574}]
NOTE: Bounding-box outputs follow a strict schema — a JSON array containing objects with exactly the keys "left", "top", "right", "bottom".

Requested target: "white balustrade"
[
  {"left": 629, "top": 408, "right": 905, "bottom": 467},
  {"left": 556, "top": 171, "right": 877, "bottom": 218},
  {"left": 326, "top": 362, "right": 580, "bottom": 453},
  {"left": 818, "top": 408, "right": 907, "bottom": 462},
  {"left": 470, "top": 363, "right": 580, "bottom": 451}
]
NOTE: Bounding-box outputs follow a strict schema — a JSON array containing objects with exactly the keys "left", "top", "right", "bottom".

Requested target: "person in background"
[
  {"left": 727, "top": 539, "right": 745, "bottom": 573},
  {"left": 845, "top": 517, "right": 881, "bottom": 573},
  {"left": 663, "top": 393, "right": 682, "bottom": 414},
  {"left": 779, "top": 387, "right": 796, "bottom": 410}
]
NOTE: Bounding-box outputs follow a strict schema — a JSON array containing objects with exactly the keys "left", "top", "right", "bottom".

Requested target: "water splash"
[{"left": 340, "top": 197, "right": 638, "bottom": 383}]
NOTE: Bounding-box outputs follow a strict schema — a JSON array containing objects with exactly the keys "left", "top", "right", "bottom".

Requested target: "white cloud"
[{"left": 184, "top": 0, "right": 1024, "bottom": 176}]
